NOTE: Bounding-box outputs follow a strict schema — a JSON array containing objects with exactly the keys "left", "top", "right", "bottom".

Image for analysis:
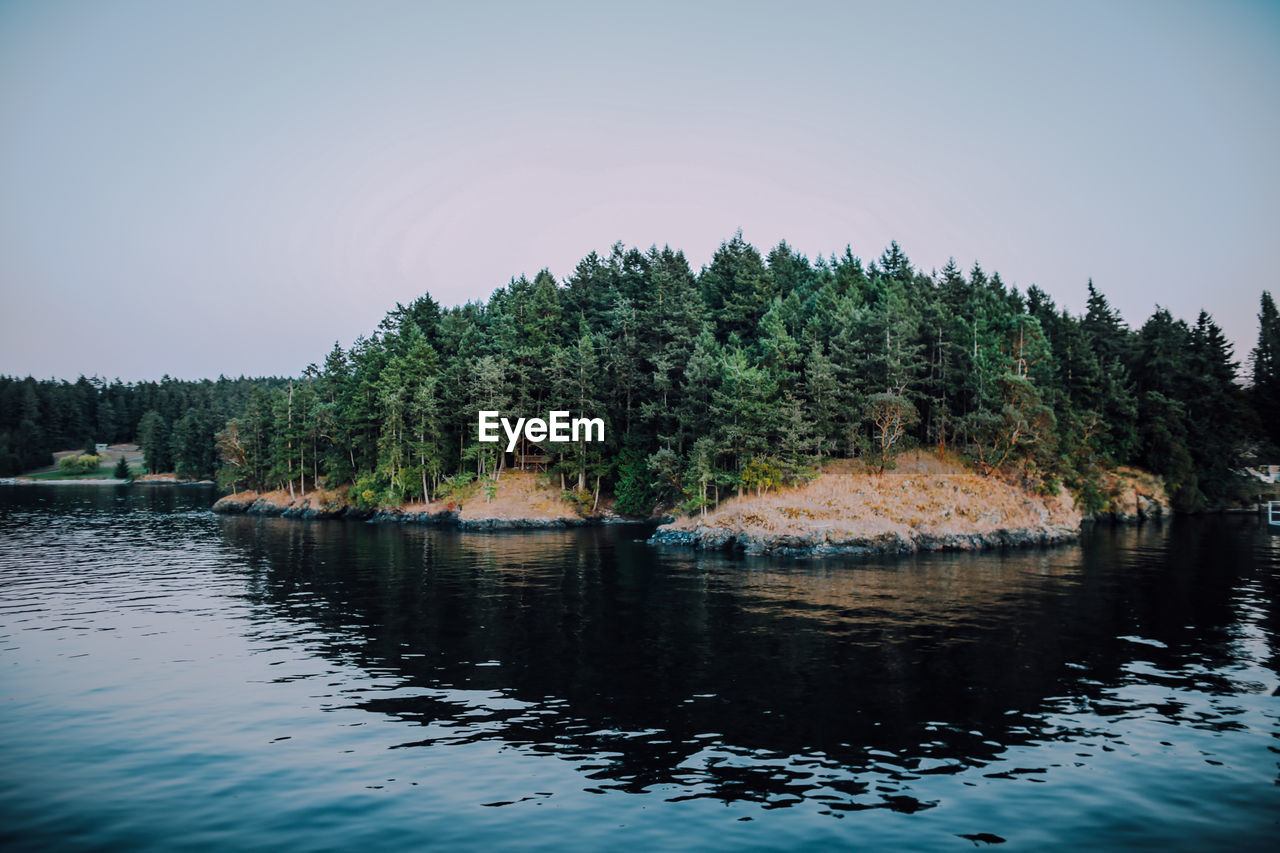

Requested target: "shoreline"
[
  {"left": 646, "top": 455, "right": 1171, "bottom": 559},
  {"left": 0, "top": 477, "right": 215, "bottom": 487},
  {"left": 210, "top": 471, "right": 653, "bottom": 529},
  {"left": 207, "top": 455, "right": 1180, "bottom": 554},
  {"left": 648, "top": 522, "right": 1081, "bottom": 558},
  {"left": 212, "top": 495, "right": 653, "bottom": 529}
]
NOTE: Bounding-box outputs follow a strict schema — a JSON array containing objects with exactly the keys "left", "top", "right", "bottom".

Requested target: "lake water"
[{"left": 1, "top": 485, "right": 1277, "bottom": 850}]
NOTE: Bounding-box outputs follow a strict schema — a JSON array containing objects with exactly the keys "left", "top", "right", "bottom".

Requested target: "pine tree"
[
  {"left": 137, "top": 410, "right": 169, "bottom": 474},
  {"left": 699, "top": 231, "right": 775, "bottom": 343},
  {"left": 1251, "top": 291, "right": 1280, "bottom": 448}
]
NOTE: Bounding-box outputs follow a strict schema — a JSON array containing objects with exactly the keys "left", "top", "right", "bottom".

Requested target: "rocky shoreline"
[
  {"left": 648, "top": 522, "right": 1081, "bottom": 558},
  {"left": 210, "top": 480, "right": 649, "bottom": 529},
  {"left": 212, "top": 494, "right": 614, "bottom": 528},
  {"left": 643, "top": 453, "right": 1173, "bottom": 559},
  {"left": 210, "top": 456, "right": 1176, "bottom": 555}
]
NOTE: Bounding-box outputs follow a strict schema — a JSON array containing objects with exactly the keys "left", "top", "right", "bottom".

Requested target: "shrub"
[
  {"left": 562, "top": 487, "right": 593, "bottom": 515},
  {"left": 58, "top": 454, "right": 100, "bottom": 474},
  {"left": 352, "top": 471, "right": 389, "bottom": 510},
  {"left": 740, "top": 455, "right": 785, "bottom": 496},
  {"left": 435, "top": 472, "right": 475, "bottom": 503}
]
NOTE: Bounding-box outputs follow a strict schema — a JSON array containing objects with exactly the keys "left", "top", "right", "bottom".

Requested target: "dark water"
[{"left": 1, "top": 486, "right": 1277, "bottom": 850}]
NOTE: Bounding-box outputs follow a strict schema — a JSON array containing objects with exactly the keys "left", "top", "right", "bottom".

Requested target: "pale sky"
[{"left": 1, "top": 0, "right": 1277, "bottom": 380}]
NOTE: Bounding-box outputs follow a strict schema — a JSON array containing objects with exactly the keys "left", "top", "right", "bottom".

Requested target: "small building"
[
  {"left": 1244, "top": 464, "right": 1280, "bottom": 484},
  {"left": 95, "top": 443, "right": 108, "bottom": 453},
  {"left": 504, "top": 437, "right": 551, "bottom": 473}
]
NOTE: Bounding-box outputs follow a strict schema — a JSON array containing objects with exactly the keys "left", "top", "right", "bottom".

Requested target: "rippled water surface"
[{"left": 1, "top": 485, "right": 1277, "bottom": 850}]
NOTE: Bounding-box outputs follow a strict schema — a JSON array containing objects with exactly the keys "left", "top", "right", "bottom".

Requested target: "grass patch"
[{"left": 25, "top": 464, "right": 143, "bottom": 480}]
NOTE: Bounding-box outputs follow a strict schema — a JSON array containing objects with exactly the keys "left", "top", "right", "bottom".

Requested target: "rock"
[{"left": 648, "top": 516, "right": 1081, "bottom": 559}]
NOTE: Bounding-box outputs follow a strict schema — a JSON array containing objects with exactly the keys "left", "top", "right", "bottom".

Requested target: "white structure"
[
  {"left": 95, "top": 443, "right": 108, "bottom": 453},
  {"left": 1244, "top": 465, "right": 1280, "bottom": 484}
]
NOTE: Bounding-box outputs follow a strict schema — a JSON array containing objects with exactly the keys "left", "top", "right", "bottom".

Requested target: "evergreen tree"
[
  {"left": 699, "top": 231, "right": 776, "bottom": 343},
  {"left": 137, "top": 410, "right": 170, "bottom": 474},
  {"left": 1251, "top": 291, "right": 1280, "bottom": 448}
]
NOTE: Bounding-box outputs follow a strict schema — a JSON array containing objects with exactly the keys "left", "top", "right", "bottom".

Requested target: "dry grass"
[
  {"left": 220, "top": 485, "right": 347, "bottom": 511},
  {"left": 409, "top": 470, "right": 578, "bottom": 521},
  {"left": 225, "top": 470, "right": 579, "bottom": 521},
  {"left": 670, "top": 450, "right": 1080, "bottom": 540}
]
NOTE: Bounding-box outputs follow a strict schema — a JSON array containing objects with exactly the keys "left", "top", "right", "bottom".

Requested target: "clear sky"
[{"left": 1, "top": 0, "right": 1277, "bottom": 381}]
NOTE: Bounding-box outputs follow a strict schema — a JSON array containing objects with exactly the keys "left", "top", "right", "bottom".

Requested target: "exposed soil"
[
  {"left": 650, "top": 451, "right": 1085, "bottom": 557},
  {"left": 213, "top": 470, "right": 589, "bottom": 527}
]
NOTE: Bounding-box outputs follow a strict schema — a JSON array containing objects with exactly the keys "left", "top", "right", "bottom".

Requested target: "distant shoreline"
[{"left": 0, "top": 477, "right": 214, "bottom": 486}]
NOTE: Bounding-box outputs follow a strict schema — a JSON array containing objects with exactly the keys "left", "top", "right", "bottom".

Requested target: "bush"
[
  {"left": 562, "top": 487, "right": 593, "bottom": 515},
  {"left": 740, "top": 455, "right": 785, "bottom": 496},
  {"left": 435, "top": 472, "right": 475, "bottom": 503},
  {"left": 352, "top": 471, "right": 389, "bottom": 510},
  {"left": 58, "top": 454, "right": 100, "bottom": 474}
]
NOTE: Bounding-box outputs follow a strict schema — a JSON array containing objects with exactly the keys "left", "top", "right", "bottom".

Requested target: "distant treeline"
[
  {"left": 5, "top": 237, "right": 1277, "bottom": 512},
  {"left": 208, "top": 236, "right": 1278, "bottom": 514},
  {"left": 0, "top": 375, "right": 287, "bottom": 476}
]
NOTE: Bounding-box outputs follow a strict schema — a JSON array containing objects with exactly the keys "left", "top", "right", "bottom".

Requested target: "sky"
[{"left": 1, "top": 0, "right": 1277, "bottom": 381}]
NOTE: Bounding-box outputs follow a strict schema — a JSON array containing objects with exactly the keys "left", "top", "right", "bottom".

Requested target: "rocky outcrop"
[
  {"left": 1083, "top": 466, "right": 1171, "bottom": 524},
  {"left": 648, "top": 452, "right": 1083, "bottom": 558},
  {"left": 366, "top": 507, "right": 588, "bottom": 529},
  {"left": 211, "top": 491, "right": 363, "bottom": 520},
  {"left": 649, "top": 523, "right": 1077, "bottom": 558}
]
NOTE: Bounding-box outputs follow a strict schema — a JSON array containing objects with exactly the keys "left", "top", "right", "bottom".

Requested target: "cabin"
[
  {"left": 95, "top": 443, "right": 108, "bottom": 453},
  {"left": 504, "top": 436, "right": 552, "bottom": 473}
]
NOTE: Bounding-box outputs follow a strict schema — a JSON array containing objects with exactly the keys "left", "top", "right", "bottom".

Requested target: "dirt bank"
[
  {"left": 649, "top": 451, "right": 1083, "bottom": 557},
  {"left": 212, "top": 470, "right": 631, "bottom": 528}
]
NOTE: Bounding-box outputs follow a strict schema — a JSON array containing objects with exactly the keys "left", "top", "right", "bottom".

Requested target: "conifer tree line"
[
  {"left": 4, "top": 237, "right": 1275, "bottom": 513},
  {"left": 0, "top": 376, "right": 286, "bottom": 477},
  {"left": 209, "top": 235, "right": 1275, "bottom": 514}
]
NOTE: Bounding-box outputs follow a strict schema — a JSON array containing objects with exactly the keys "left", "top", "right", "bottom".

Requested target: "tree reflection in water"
[{"left": 216, "top": 514, "right": 1280, "bottom": 815}]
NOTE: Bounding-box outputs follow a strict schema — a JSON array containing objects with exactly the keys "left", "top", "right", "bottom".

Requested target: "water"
[{"left": 1, "top": 485, "right": 1277, "bottom": 850}]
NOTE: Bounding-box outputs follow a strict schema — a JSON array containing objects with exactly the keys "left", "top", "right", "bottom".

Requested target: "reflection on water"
[{"left": 1, "top": 486, "right": 1278, "bottom": 850}]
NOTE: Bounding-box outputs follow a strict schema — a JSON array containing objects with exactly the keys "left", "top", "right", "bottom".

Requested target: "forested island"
[{"left": 4, "top": 236, "right": 1279, "bottom": 543}]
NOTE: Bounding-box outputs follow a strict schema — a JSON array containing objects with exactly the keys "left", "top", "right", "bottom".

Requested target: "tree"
[
  {"left": 215, "top": 419, "right": 249, "bottom": 492},
  {"left": 187, "top": 237, "right": 1268, "bottom": 517},
  {"left": 699, "top": 231, "right": 775, "bottom": 343},
  {"left": 137, "top": 410, "right": 170, "bottom": 474},
  {"left": 1251, "top": 291, "right": 1280, "bottom": 448},
  {"left": 171, "top": 409, "right": 209, "bottom": 480},
  {"left": 962, "top": 373, "right": 1056, "bottom": 477},
  {"left": 865, "top": 392, "right": 918, "bottom": 473},
  {"left": 613, "top": 445, "right": 655, "bottom": 516},
  {"left": 550, "top": 332, "right": 603, "bottom": 490}
]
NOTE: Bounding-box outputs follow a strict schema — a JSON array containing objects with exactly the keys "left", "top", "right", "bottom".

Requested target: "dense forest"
[
  {"left": 4, "top": 236, "right": 1277, "bottom": 513},
  {"left": 0, "top": 376, "right": 285, "bottom": 476},
  {"left": 208, "top": 236, "right": 1276, "bottom": 514}
]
